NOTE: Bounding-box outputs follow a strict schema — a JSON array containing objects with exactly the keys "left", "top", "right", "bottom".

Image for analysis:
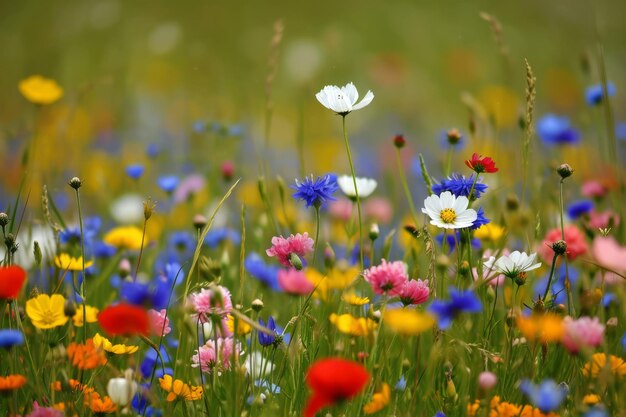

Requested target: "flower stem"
[
  {"left": 342, "top": 115, "right": 364, "bottom": 270},
  {"left": 467, "top": 174, "right": 480, "bottom": 207},
  {"left": 134, "top": 217, "right": 148, "bottom": 281},
  {"left": 74, "top": 188, "right": 87, "bottom": 345},
  {"left": 559, "top": 179, "right": 574, "bottom": 315},
  {"left": 312, "top": 204, "right": 321, "bottom": 265},
  {"left": 395, "top": 147, "right": 418, "bottom": 224},
  {"left": 542, "top": 253, "right": 559, "bottom": 301}
]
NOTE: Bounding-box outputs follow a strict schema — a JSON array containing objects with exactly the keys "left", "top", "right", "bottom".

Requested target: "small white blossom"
[
  {"left": 337, "top": 176, "right": 378, "bottom": 199},
  {"left": 421, "top": 191, "right": 477, "bottom": 229},
  {"left": 315, "top": 82, "right": 374, "bottom": 115}
]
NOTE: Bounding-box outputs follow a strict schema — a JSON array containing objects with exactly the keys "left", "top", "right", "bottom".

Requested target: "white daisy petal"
[
  {"left": 315, "top": 83, "right": 373, "bottom": 114},
  {"left": 352, "top": 90, "right": 374, "bottom": 110},
  {"left": 342, "top": 82, "right": 359, "bottom": 104}
]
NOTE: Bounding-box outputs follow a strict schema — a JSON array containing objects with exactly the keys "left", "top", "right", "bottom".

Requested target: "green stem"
[
  {"left": 342, "top": 115, "right": 364, "bottom": 270},
  {"left": 395, "top": 147, "right": 418, "bottom": 224},
  {"left": 74, "top": 188, "right": 87, "bottom": 345},
  {"left": 542, "top": 253, "right": 559, "bottom": 301},
  {"left": 558, "top": 179, "right": 574, "bottom": 315},
  {"left": 312, "top": 204, "right": 321, "bottom": 265},
  {"left": 134, "top": 217, "right": 148, "bottom": 281},
  {"left": 467, "top": 173, "right": 480, "bottom": 207}
]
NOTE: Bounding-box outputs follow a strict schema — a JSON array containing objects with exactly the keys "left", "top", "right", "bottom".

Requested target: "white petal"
[
  {"left": 452, "top": 195, "right": 469, "bottom": 212},
  {"left": 439, "top": 191, "right": 454, "bottom": 208},
  {"left": 342, "top": 82, "right": 359, "bottom": 105},
  {"left": 456, "top": 208, "right": 477, "bottom": 223},
  {"left": 424, "top": 195, "right": 442, "bottom": 213},
  {"left": 352, "top": 90, "right": 374, "bottom": 110}
]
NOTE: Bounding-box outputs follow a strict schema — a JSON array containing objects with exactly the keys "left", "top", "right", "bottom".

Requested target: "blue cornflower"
[
  {"left": 432, "top": 173, "right": 487, "bottom": 199},
  {"left": 132, "top": 383, "right": 164, "bottom": 417},
  {"left": 566, "top": 199, "right": 594, "bottom": 220},
  {"left": 519, "top": 379, "right": 567, "bottom": 413},
  {"left": 584, "top": 406, "right": 610, "bottom": 417},
  {"left": 471, "top": 207, "right": 490, "bottom": 230},
  {"left": 428, "top": 288, "right": 482, "bottom": 329},
  {"left": 121, "top": 281, "right": 151, "bottom": 305},
  {"left": 254, "top": 379, "right": 281, "bottom": 395},
  {"left": 621, "top": 332, "right": 626, "bottom": 352},
  {"left": 258, "top": 316, "right": 278, "bottom": 347},
  {"left": 434, "top": 412, "right": 446, "bottom": 417},
  {"left": 140, "top": 346, "right": 172, "bottom": 378},
  {"left": 395, "top": 375, "right": 407, "bottom": 391},
  {"left": 146, "top": 143, "right": 160, "bottom": 158},
  {"left": 157, "top": 176, "right": 179, "bottom": 193},
  {"left": 0, "top": 329, "right": 24, "bottom": 348},
  {"left": 204, "top": 228, "right": 241, "bottom": 248},
  {"left": 585, "top": 82, "right": 616, "bottom": 106},
  {"left": 126, "top": 164, "right": 145, "bottom": 180},
  {"left": 169, "top": 231, "right": 196, "bottom": 254},
  {"left": 537, "top": 114, "right": 581, "bottom": 146},
  {"left": 192, "top": 120, "right": 206, "bottom": 133},
  {"left": 533, "top": 264, "right": 579, "bottom": 305},
  {"left": 291, "top": 174, "right": 339, "bottom": 208},
  {"left": 435, "top": 232, "right": 481, "bottom": 254},
  {"left": 245, "top": 253, "right": 281, "bottom": 291}
]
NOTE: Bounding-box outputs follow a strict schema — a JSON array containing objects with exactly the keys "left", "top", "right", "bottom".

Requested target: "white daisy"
[
  {"left": 483, "top": 251, "right": 542, "bottom": 278},
  {"left": 337, "top": 175, "right": 378, "bottom": 199},
  {"left": 315, "top": 82, "right": 374, "bottom": 115},
  {"left": 421, "top": 191, "right": 477, "bottom": 229}
]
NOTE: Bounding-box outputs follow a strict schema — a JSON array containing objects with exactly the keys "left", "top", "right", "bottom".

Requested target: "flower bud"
[
  {"left": 323, "top": 244, "right": 336, "bottom": 270},
  {"left": 551, "top": 240, "right": 567, "bottom": 255},
  {"left": 64, "top": 301, "right": 77, "bottom": 318},
  {"left": 107, "top": 376, "right": 137, "bottom": 406},
  {"left": 198, "top": 256, "right": 221, "bottom": 282},
  {"left": 143, "top": 198, "right": 155, "bottom": 220},
  {"left": 393, "top": 134, "right": 406, "bottom": 149},
  {"left": 446, "top": 128, "right": 462, "bottom": 145},
  {"left": 68, "top": 177, "right": 82, "bottom": 190},
  {"left": 557, "top": 164, "right": 574, "bottom": 179},
  {"left": 288, "top": 252, "right": 303, "bottom": 271},
  {"left": 0, "top": 212, "right": 8, "bottom": 227},
  {"left": 369, "top": 223, "right": 380, "bottom": 241},
  {"left": 251, "top": 299, "right": 264, "bottom": 312},
  {"left": 514, "top": 272, "right": 527, "bottom": 286},
  {"left": 221, "top": 161, "right": 235, "bottom": 180},
  {"left": 33, "top": 241, "right": 42, "bottom": 267},
  {"left": 119, "top": 259, "right": 132, "bottom": 278},
  {"left": 505, "top": 194, "right": 519, "bottom": 211},
  {"left": 478, "top": 371, "right": 497, "bottom": 391},
  {"left": 459, "top": 261, "right": 470, "bottom": 277},
  {"left": 193, "top": 214, "right": 208, "bottom": 230},
  {"left": 436, "top": 254, "right": 450, "bottom": 270}
]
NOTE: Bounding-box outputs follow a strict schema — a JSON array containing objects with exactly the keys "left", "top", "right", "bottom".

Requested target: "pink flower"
[
  {"left": 399, "top": 279, "right": 430, "bottom": 305},
  {"left": 587, "top": 209, "right": 620, "bottom": 230},
  {"left": 478, "top": 371, "right": 497, "bottom": 391},
  {"left": 188, "top": 286, "right": 233, "bottom": 323},
  {"left": 173, "top": 174, "right": 206, "bottom": 203},
  {"left": 278, "top": 268, "right": 315, "bottom": 295},
  {"left": 581, "top": 180, "right": 607, "bottom": 199},
  {"left": 363, "top": 259, "right": 409, "bottom": 296},
  {"left": 561, "top": 316, "right": 605, "bottom": 354},
  {"left": 191, "top": 337, "right": 240, "bottom": 373},
  {"left": 328, "top": 199, "right": 354, "bottom": 222},
  {"left": 266, "top": 233, "right": 314, "bottom": 268},
  {"left": 148, "top": 309, "right": 171, "bottom": 336},
  {"left": 364, "top": 197, "right": 393, "bottom": 224},
  {"left": 592, "top": 236, "right": 626, "bottom": 273},
  {"left": 537, "top": 225, "right": 588, "bottom": 262},
  {"left": 26, "top": 402, "right": 63, "bottom": 417}
]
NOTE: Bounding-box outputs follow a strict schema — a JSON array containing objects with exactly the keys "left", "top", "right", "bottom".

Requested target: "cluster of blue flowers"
[{"left": 432, "top": 173, "right": 487, "bottom": 199}]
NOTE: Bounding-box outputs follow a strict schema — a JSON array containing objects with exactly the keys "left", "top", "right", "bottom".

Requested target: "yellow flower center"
[{"left": 440, "top": 208, "right": 457, "bottom": 224}]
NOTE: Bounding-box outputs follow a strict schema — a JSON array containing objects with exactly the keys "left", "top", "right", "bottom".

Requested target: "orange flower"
[
  {"left": 67, "top": 339, "right": 107, "bottom": 370},
  {"left": 87, "top": 392, "right": 117, "bottom": 413},
  {"left": 0, "top": 374, "right": 27, "bottom": 391},
  {"left": 516, "top": 314, "right": 564, "bottom": 343}
]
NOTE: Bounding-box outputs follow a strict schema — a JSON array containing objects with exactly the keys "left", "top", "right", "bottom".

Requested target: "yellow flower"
[
  {"left": 18, "top": 75, "right": 63, "bottom": 105},
  {"left": 516, "top": 314, "right": 564, "bottom": 343},
  {"left": 329, "top": 313, "right": 377, "bottom": 337},
  {"left": 54, "top": 253, "right": 94, "bottom": 271},
  {"left": 582, "top": 353, "right": 626, "bottom": 378},
  {"left": 72, "top": 305, "right": 99, "bottom": 326},
  {"left": 478, "top": 85, "right": 519, "bottom": 128},
  {"left": 363, "top": 383, "right": 391, "bottom": 414},
  {"left": 342, "top": 292, "right": 370, "bottom": 306},
  {"left": 103, "top": 226, "right": 145, "bottom": 251},
  {"left": 92, "top": 333, "right": 139, "bottom": 355},
  {"left": 159, "top": 374, "right": 203, "bottom": 401},
  {"left": 473, "top": 223, "right": 505, "bottom": 242},
  {"left": 226, "top": 314, "right": 252, "bottom": 335},
  {"left": 383, "top": 308, "right": 435, "bottom": 336},
  {"left": 306, "top": 265, "right": 360, "bottom": 300},
  {"left": 26, "top": 294, "right": 68, "bottom": 329}
]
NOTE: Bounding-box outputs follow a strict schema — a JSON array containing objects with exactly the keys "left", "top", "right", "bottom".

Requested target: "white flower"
[
  {"left": 483, "top": 251, "right": 542, "bottom": 278},
  {"left": 244, "top": 351, "right": 275, "bottom": 379},
  {"left": 107, "top": 374, "right": 138, "bottom": 406},
  {"left": 315, "top": 82, "right": 374, "bottom": 115},
  {"left": 421, "top": 191, "right": 477, "bottom": 229},
  {"left": 337, "top": 175, "right": 378, "bottom": 199},
  {"left": 110, "top": 194, "right": 144, "bottom": 225}
]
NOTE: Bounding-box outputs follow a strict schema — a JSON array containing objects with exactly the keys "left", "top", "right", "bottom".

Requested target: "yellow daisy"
[
  {"left": 72, "top": 305, "right": 99, "bottom": 326},
  {"left": 329, "top": 313, "right": 377, "bottom": 337},
  {"left": 92, "top": 333, "right": 139, "bottom": 355},
  {"left": 103, "top": 226, "right": 145, "bottom": 251},
  {"left": 159, "top": 375, "right": 203, "bottom": 401},
  {"left": 54, "top": 253, "right": 94, "bottom": 271},
  {"left": 26, "top": 294, "right": 68, "bottom": 329},
  {"left": 383, "top": 308, "right": 435, "bottom": 336},
  {"left": 18, "top": 75, "right": 63, "bottom": 105}
]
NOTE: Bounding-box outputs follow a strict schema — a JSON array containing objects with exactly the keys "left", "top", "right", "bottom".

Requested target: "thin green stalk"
[
  {"left": 467, "top": 173, "right": 480, "bottom": 207},
  {"left": 134, "top": 216, "right": 149, "bottom": 281},
  {"left": 558, "top": 179, "right": 574, "bottom": 315},
  {"left": 312, "top": 204, "right": 321, "bottom": 265},
  {"left": 542, "top": 253, "right": 559, "bottom": 301},
  {"left": 395, "top": 147, "right": 418, "bottom": 224},
  {"left": 342, "top": 115, "right": 364, "bottom": 270},
  {"left": 73, "top": 187, "right": 87, "bottom": 345}
]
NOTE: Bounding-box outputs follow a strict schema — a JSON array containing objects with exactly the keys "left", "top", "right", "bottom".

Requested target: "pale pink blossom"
[
  {"left": 537, "top": 225, "right": 588, "bottom": 262},
  {"left": 399, "top": 279, "right": 430, "bottom": 305},
  {"left": 174, "top": 174, "right": 206, "bottom": 203},
  {"left": 328, "top": 199, "right": 354, "bottom": 222},
  {"left": 363, "top": 259, "right": 409, "bottom": 296},
  {"left": 188, "top": 285, "right": 233, "bottom": 323},
  {"left": 26, "top": 402, "right": 63, "bottom": 417},
  {"left": 148, "top": 309, "right": 171, "bottom": 336},
  {"left": 562, "top": 316, "right": 605, "bottom": 354},
  {"left": 364, "top": 197, "right": 393, "bottom": 224},
  {"left": 278, "top": 268, "right": 315, "bottom": 295},
  {"left": 592, "top": 236, "right": 626, "bottom": 274},
  {"left": 478, "top": 371, "right": 497, "bottom": 390},
  {"left": 191, "top": 337, "right": 240, "bottom": 373},
  {"left": 266, "top": 233, "right": 314, "bottom": 267},
  {"left": 588, "top": 209, "right": 620, "bottom": 229},
  {"left": 581, "top": 180, "right": 607, "bottom": 198}
]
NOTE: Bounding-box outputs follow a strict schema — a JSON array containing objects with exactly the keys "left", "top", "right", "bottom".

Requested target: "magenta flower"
[
  {"left": 266, "top": 233, "right": 314, "bottom": 269},
  {"left": 399, "top": 279, "right": 430, "bottom": 305},
  {"left": 25, "top": 402, "right": 63, "bottom": 417},
  {"left": 191, "top": 337, "right": 240, "bottom": 373},
  {"left": 562, "top": 316, "right": 605, "bottom": 354},
  {"left": 363, "top": 259, "right": 409, "bottom": 296},
  {"left": 188, "top": 286, "right": 233, "bottom": 323},
  {"left": 148, "top": 308, "right": 171, "bottom": 336},
  {"left": 278, "top": 268, "right": 315, "bottom": 295}
]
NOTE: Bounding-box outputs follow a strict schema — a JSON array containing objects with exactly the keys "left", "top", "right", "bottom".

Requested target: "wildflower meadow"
[{"left": 1, "top": 1, "right": 626, "bottom": 416}]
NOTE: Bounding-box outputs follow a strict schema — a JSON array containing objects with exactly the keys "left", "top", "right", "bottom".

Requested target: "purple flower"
[
  {"left": 428, "top": 288, "right": 482, "bottom": 329},
  {"left": 258, "top": 316, "right": 277, "bottom": 347},
  {"left": 586, "top": 82, "right": 616, "bottom": 105},
  {"left": 291, "top": 174, "right": 339, "bottom": 208},
  {"left": 537, "top": 114, "right": 581, "bottom": 146},
  {"left": 519, "top": 379, "right": 567, "bottom": 413}
]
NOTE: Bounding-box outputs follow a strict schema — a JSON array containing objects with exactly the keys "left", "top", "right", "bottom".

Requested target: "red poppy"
[
  {"left": 0, "top": 266, "right": 27, "bottom": 300},
  {"left": 98, "top": 303, "right": 149, "bottom": 337},
  {"left": 465, "top": 153, "right": 498, "bottom": 173},
  {"left": 304, "top": 358, "right": 370, "bottom": 417}
]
